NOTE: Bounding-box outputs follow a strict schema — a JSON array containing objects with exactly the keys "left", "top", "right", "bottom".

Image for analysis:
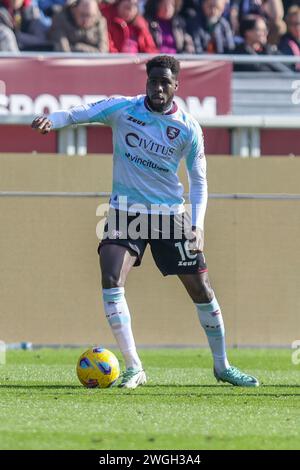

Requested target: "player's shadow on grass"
[
  {"left": 1, "top": 384, "right": 300, "bottom": 398},
  {"left": 140, "top": 385, "right": 300, "bottom": 397},
  {"left": 0, "top": 384, "right": 81, "bottom": 389},
  {"left": 144, "top": 384, "right": 300, "bottom": 388},
  {"left": 117, "top": 392, "right": 300, "bottom": 397}
]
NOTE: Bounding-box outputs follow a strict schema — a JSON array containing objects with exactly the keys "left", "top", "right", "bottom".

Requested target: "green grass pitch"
[{"left": 0, "top": 348, "right": 299, "bottom": 450}]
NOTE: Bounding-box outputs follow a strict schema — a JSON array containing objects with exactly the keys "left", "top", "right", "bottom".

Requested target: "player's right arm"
[
  {"left": 31, "top": 96, "right": 130, "bottom": 135},
  {"left": 31, "top": 115, "right": 53, "bottom": 134},
  {"left": 31, "top": 107, "right": 91, "bottom": 134}
]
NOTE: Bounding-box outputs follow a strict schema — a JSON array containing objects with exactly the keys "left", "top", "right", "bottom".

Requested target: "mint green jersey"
[{"left": 48, "top": 95, "right": 207, "bottom": 228}]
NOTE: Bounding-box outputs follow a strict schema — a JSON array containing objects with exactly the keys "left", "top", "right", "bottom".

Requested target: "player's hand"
[
  {"left": 31, "top": 116, "right": 52, "bottom": 134},
  {"left": 188, "top": 227, "right": 204, "bottom": 254}
]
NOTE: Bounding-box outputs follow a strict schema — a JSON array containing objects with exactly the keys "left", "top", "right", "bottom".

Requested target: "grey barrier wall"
[{"left": 0, "top": 154, "right": 299, "bottom": 346}]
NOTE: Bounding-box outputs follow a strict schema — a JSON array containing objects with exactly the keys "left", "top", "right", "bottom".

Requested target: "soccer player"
[{"left": 31, "top": 55, "right": 259, "bottom": 389}]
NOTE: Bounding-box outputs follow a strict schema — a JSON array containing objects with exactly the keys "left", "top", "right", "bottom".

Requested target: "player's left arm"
[{"left": 184, "top": 121, "right": 208, "bottom": 253}]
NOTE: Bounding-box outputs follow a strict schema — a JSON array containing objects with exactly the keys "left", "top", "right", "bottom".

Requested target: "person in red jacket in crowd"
[{"left": 100, "top": 0, "right": 158, "bottom": 53}]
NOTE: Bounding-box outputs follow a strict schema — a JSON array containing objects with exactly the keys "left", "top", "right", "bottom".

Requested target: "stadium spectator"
[
  {"left": 0, "top": 0, "right": 51, "bottom": 50},
  {"left": 262, "top": 0, "right": 286, "bottom": 44},
  {"left": 234, "top": 14, "right": 290, "bottom": 70},
  {"left": 184, "top": 0, "right": 235, "bottom": 53},
  {"left": 278, "top": 5, "right": 300, "bottom": 69},
  {"left": 228, "top": 0, "right": 265, "bottom": 38},
  {"left": 282, "top": 0, "right": 300, "bottom": 15},
  {"left": 0, "top": 4, "right": 19, "bottom": 50},
  {"left": 101, "top": 0, "right": 157, "bottom": 52},
  {"left": 179, "top": 0, "right": 202, "bottom": 16},
  {"left": 48, "top": 0, "right": 109, "bottom": 52},
  {"left": 181, "top": 0, "right": 231, "bottom": 22},
  {"left": 144, "top": 0, "right": 195, "bottom": 53},
  {"left": 229, "top": 0, "right": 286, "bottom": 45}
]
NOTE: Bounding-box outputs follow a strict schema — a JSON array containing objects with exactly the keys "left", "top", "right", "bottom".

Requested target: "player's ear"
[{"left": 174, "top": 80, "right": 179, "bottom": 91}]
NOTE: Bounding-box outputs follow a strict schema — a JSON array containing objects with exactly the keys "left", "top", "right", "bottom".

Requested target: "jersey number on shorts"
[{"left": 175, "top": 241, "right": 198, "bottom": 262}]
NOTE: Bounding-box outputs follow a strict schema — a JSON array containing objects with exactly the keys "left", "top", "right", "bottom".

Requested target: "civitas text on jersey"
[{"left": 125, "top": 133, "right": 175, "bottom": 157}]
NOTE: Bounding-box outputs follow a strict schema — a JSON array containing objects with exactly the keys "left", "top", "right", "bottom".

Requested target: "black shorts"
[{"left": 98, "top": 209, "right": 208, "bottom": 276}]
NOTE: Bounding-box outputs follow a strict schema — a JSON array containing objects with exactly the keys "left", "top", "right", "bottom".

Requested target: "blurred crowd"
[{"left": 1, "top": 0, "right": 300, "bottom": 70}]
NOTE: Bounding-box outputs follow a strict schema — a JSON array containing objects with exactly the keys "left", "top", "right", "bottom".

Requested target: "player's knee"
[
  {"left": 101, "top": 273, "right": 123, "bottom": 289},
  {"left": 194, "top": 290, "right": 214, "bottom": 304},
  {"left": 192, "top": 280, "right": 214, "bottom": 304}
]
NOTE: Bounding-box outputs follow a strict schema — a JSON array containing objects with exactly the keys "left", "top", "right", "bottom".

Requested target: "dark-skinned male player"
[{"left": 32, "top": 56, "right": 259, "bottom": 389}]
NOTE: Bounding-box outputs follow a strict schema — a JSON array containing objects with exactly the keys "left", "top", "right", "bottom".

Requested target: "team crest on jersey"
[{"left": 167, "top": 126, "right": 180, "bottom": 140}]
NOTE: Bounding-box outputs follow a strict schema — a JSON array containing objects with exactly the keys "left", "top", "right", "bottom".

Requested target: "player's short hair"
[{"left": 146, "top": 56, "right": 180, "bottom": 78}]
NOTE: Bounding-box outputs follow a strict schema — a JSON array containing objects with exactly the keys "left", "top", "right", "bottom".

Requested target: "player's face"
[{"left": 146, "top": 67, "right": 178, "bottom": 112}]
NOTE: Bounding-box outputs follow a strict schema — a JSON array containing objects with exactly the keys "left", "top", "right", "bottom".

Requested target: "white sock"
[
  {"left": 195, "top": 296, "right": 230, "bottom": 373},
  {"left": 102, "top": 287, "right": 142, "bottom": 370}
]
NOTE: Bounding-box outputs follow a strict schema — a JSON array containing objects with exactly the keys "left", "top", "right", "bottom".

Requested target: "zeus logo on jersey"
[
  {"left": 127, "top": 116, "right": 146, "bottom": 126},
  {"left": 125, "top": 133, "right": 175, "bottom": 157}
]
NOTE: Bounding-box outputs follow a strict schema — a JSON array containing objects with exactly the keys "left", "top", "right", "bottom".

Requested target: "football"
[{"left": 76, "top": 347, "right": 120, "bottom": 388}]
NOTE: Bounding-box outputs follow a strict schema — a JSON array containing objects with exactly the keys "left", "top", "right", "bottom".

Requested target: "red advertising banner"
[
  {"left": 0, "top": 57, "right": 231, "bottom": 115},
  {"left": 0, "top": 57, "right": 232, "bottom": 153}
]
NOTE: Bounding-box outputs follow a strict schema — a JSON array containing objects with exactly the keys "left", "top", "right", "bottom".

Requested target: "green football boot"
[{"left": 214, "top": 366, "right": 259, "bottom": 387}]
